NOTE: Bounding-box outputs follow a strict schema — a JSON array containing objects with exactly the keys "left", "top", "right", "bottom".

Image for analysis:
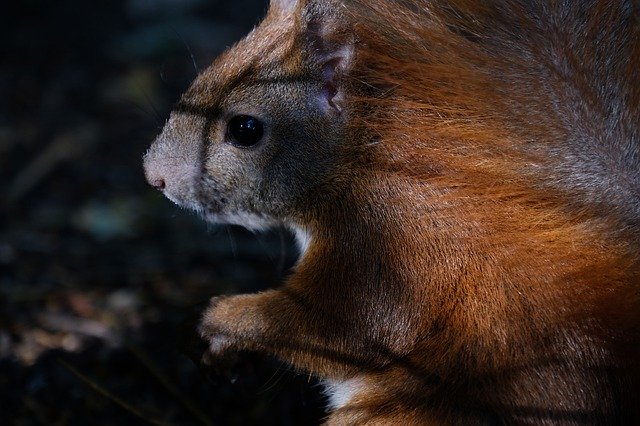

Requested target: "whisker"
[
  {"left": 133, "top": 81, "right": 164, "bottom": 125},
  {"left": 277, "top": 226, "right": 287, "bottom": 277},
  {"left": 171, "top": 25, "right": 199, "bottom": 76},
  {"left": 225, "top": 225, "right": 239, "bottom": 273}
]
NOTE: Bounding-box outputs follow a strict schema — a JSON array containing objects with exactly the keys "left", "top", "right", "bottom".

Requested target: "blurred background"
[{"left": 0, "top": 0, "right": 324, "bottom": 424}]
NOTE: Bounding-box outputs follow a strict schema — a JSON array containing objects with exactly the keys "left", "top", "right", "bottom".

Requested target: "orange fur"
[{"left": 144, "top": 0, "right": 640, "bottom": 423}]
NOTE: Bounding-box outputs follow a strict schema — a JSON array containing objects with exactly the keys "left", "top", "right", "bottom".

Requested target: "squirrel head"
[{"left": 143, "top": 0, "right": 354, "bottom": 231}]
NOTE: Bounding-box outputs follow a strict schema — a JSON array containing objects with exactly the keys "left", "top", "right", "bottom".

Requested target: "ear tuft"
[{"left": 307, "top": 17, "right": 353, "bottom": 114}]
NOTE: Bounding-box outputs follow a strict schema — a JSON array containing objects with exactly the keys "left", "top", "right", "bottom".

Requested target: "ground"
[{"left": 1, "top": 0, "right": 324, "bottom": 424}]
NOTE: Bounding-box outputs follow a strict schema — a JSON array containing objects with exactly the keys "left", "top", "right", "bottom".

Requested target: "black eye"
[{"left": 227, "top": 115, "right": 264, "bottom": 147}]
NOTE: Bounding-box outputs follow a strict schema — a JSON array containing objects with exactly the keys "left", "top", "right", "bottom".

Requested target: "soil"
[{"left": 1, "top": 0, "right": 324, "bottom": 424}]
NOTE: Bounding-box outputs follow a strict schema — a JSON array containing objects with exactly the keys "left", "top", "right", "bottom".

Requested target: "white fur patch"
[
  {"left": 289, "top": 225, "right": 312, "bottom": 255},
  {"left": 223, "top": 212, "right": 274, "bottom": 232},
  {"left": 322, "top": 378, "right": 364, "bottom": 410},
  {"left": 203, "top": 210, "right": 275, "bottom": 232}
]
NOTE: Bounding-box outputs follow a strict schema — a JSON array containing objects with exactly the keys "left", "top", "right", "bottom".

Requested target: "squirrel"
[{"left": 143, "top": 0, "right": 640, "bottom": 423}]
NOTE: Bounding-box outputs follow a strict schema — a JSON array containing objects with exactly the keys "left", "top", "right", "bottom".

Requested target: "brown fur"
[{"left": 144, "top": 0, "right": 640, "bottom": 423}]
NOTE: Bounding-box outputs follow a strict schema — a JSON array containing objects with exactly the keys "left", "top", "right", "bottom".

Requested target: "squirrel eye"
[{"left": 227, "top": 115, "right": 264, "bottom": 147}]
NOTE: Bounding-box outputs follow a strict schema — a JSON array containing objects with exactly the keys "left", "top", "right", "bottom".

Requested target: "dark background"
[{"left": 0, "top": 0, "right": 324, "bottom": 424}]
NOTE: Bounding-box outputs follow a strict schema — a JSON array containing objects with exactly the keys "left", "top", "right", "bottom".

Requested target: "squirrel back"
[{"left": 144, "top": 0, "right": 640, "bottom": 423}]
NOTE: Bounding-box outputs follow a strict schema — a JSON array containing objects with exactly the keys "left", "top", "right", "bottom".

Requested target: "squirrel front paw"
[
  {"left": 198, "top": 296, "right": 237, "bottom": 359},
  {"left": 198, "top": 294, "right": 269, "bottom": 360}
]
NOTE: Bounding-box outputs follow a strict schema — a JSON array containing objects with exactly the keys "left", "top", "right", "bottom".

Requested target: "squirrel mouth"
[{"left": 200, "top": 207, "right": 277, "bottom": 232}]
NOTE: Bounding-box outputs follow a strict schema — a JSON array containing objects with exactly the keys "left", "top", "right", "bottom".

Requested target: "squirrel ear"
[{"left": 307, "top": 14, "right": 353, "bottom": 114}]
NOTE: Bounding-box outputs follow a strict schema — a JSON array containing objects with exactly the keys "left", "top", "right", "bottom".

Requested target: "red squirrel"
[{"left": 143, "top": 0, "right": 640, "bottom": 423}]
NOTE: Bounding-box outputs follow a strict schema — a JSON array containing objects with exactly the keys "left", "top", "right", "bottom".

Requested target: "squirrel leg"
[
  {"left": 199, "top": 290, "right": 451, "bottom": 422},
  {"left": 198, "top": 288, "right": 389, "bottom": 377}
]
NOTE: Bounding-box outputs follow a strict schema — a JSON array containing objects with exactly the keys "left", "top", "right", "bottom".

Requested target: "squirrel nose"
[
  {"left": 143, "top": 150, "right": 167, "bottom": 191},
  {"left": 149, "top": 178, "right": 166, "bottom": 190}
]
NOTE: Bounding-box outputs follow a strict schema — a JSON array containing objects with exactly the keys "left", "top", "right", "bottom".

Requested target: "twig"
[
  {"left": 8, "top": 124, "right": 98, "bottom": 201},
  {"left": 58, "top": 358, "right": 172, "bottom": 426},
  {"left": 22, "top": 396, "right": 52, "bottom": 425},
  {"left": 128, "top": 343, "right": 215, "bottom": 426}
]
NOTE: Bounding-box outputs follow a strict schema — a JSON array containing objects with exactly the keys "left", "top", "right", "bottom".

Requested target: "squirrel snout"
[{"left": 143, "top": 143, "right": 202, "bottom": 209}]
